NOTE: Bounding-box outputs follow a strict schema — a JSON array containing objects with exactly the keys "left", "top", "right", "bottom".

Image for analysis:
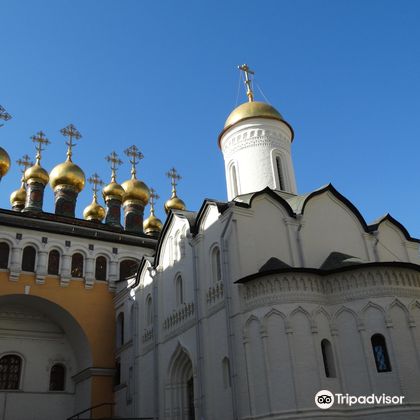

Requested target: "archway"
[
  {"left": 167, "top": 345, "right": 195, "bottom": 420},
  {"left": 0, "top": 294, "right": 92, "bottom": 420}
]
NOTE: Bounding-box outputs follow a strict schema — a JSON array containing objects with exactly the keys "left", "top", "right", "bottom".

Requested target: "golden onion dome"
[
  {"left": 121, "top": 178, "right": 150, "bottom": 206},
  {"left": 143, "top": 213, "right": 163, "bottom": 236},
  {"left": 224, "top": 101, "right": 284, "bottom": 129},
  {"left": 83, "top": 198, "right": 105, "bottom": 222},
  {"left": 103, "top": 181, "right": 125, "bottom": 201},
  {"left": 10, "top": 186, "right": 26, "bottom": 207},
  {"left": 50, "top": 159, "right": 85, "bottom": 192},
  {"left": 164, "top": 194, "right": 186, "bottom": 214},
  {"left": 24, "top": 163, "right": 49, "bottom": 186},
  {"left": 0, "top": 147, "right": 11, "bottom": 179},
  {"left": 219, "top": 101, "right": 294, "bottom": 145}
]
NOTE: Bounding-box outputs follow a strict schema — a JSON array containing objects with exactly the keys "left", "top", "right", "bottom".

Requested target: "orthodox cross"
[
  {"left": 30, "top": 131, "right": 50, "bottom": 165},
  {"left": 105, "top": 151, "right": 123, "bottom": 183},
  {"left": 16, "top": 154, "right": 33, "bottom": 184},
  {"left": 0, "top": 105, "right": 12, "bottom": 128},
  {"left": 88, "top": 173, "right": 104, "bottom": 200},
  {"left": 238, "top": 64, "right": 255, "bottom": 102},
  {"left": 124, "top": 145, "right": 143, "bottom": 179},
  {"left": 166, "top": 167, "right": 181, "bottom": 195},
  {"left": 60, "top": 124, "right": 82, "bottom": 161},
  {"left": 149, "top": 188, "right": 159, "bottom": 215}
]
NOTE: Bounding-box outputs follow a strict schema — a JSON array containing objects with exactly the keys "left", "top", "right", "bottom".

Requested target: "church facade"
[{"left": 1, "top": 67, "right": 420, "bottom": 419}]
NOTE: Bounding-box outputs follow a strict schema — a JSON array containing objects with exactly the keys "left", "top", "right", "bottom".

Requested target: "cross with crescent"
[{"left": 124, "top": 145, "right": 144, "bottom": 179}]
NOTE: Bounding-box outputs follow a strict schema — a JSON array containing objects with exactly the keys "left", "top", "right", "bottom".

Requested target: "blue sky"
[{"left": 1, "top": 1, "right": 420, "bottom": 235}]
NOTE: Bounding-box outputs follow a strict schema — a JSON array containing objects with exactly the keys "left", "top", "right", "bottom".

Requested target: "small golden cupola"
[
  {"left": 102, "top": 151, "right": 125, "bottom": 229},
  {"left": 0, "top": 105, "right": 12, "bottom": 181},
  {"left": 49, "top": 124, "right": 86, "bottom": 217},
  {"left": 23, "top": 131, "right": 51, "bottom": 213},
  {"left": 143, "top": 188, "right": 163, "bottom": 237},
  {"left": 83, "top": 173, "right": 106, "bottom": 222},
  {"left": 10, "top": 155, "right": 32, "bottom": 212},
  {"left": 121, "top": 145, "right": 150, "bottom": 233},
  {"left": 164, "top": 167, "right": 186, "bottom": 214}
]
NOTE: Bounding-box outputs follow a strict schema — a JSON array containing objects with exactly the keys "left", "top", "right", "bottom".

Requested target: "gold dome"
[
  {"left": 122, "top": 178, "right": 150, "bottom": 206},
  {"left": 103, "top": 181, "right": 125, "bottom": 201},
  {"left": 143, "top": 213, "right": 163, "bottom": 236},
  {"left": 164, "top": 194, "right": 186, "bottom": 214},
  {"left": 219, "top": 101, "right": 294, "bottom": 145},
  {"left": 83, "top": 198, "right": 105, "bottom": 222},
  {"left": 0, "top": 147, "right": 11, "bottom": 178},
  {"left": 24, "top": 163, "right": 49, "bottom": 186},
  {"left": 10, "top": 186, "right": 26, "bottom": 207},
  {"left": 50, "top": 159, "right": 85, "bottom": 192}
]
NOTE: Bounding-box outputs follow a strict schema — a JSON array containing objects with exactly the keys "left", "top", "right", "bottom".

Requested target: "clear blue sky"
[{"left": 1, "top": 1, "right": 420, "bottom": 235}]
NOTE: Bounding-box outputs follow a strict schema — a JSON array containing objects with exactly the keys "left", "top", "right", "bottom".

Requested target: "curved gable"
[{"left": 300, "top": 185, "right": 370, "bottom": 267}]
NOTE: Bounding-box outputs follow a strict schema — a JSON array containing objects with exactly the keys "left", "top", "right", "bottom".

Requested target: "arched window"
[
  {"left": 48, "top": 250, "right": 60, "bottom": 275},
  {"left": 49, "top": 363, "right": 66, "bottom": 391},
  {"left": 230, "top": 164, "right": 238, "bottom": 197},
  {"left": 371, "top": 334, "right": 392, "bottom": 372},
  {"left": 146, "top": 295, "right": 153, "bottom": 325},
  {"left": 95, "top": 256, "right": 107, "bottom": 280},
  {"left": 211, "top": 246, "right": 222, "bottom": 283},
  {"left": 222, "top": 357, "right": 231, "bottom": 389},
  {"left": 119, "top": 259, "right": 138, "bottom": 280},
  {"left": 275, "top": 155, "right": 285, "bottom": 190},
  {"left": 0, "top": 242, "right": 10, "bottom": 269},
  {"left": 71, "top": 253, "right": 84, "bottom": 278},
  {"left": 321, "top": 339, "right": 336, "bottom": 378},
  {"left": 117, "top": 312, "right": 124, "bottom": 347},
  {"left": 176, "top": 275, "right": 184, "bottom": 306},
  {"left": 0, "top": 355, "right": 22, "bottom": 389},
  {"left": 21, "top": 245, "right": 36, "bottom": 272}
]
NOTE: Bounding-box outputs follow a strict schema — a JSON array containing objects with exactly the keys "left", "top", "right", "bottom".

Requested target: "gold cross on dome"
[
  {"left": 166, "top": 167, "right": 181, "bottom": 194},
  {"left": 238, "top": 64, "right": 255, "bottom": 102},
  {"left": 149, "top": 188, "right": 159, "bottom": 214},
  {"left": 88, "top": 173, "right": 104, "bottom": 199},
  {"left": 16, "top": 154, "right": 33, "bottom": 174},
  {"left": 124, "top": 145, "right": 144, "bottom": 179},
  {"left": 105, "top": 151, "right": 123, "bottom": 182},
  {"left": 30, "top": 131, "right": 50, "bottom": 165},
  {"left": 60, "top": 124, "right": 82, "bottom": 161},
  {"left": 0, "top": 105, "right": 12, "bottom": 128}
]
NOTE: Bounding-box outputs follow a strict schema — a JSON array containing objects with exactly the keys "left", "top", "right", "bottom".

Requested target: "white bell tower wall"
[{"left": 220, "top": 118, "right": 296, "bottom": 200}]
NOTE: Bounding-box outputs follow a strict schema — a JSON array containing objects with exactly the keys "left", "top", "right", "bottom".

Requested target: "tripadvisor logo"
[{"left": 315, "top": 390, "right": 405, "bottom": 409}]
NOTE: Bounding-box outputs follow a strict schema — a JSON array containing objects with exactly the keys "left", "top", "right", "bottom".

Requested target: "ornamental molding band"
[
  {"left": 240, "top": 267, "right": 420, "bottom": 310},
  {"left": 221, "top": 128, "right": 289, "bottom": 157}
]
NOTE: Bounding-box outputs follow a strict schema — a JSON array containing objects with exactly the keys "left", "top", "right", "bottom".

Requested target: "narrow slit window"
[
  {"left": 95, "top": 256, "right": 107, "bottom": 280},
  {"left": 230, "top": 165, "right": 238, "bottom": 197},
  {"left": 371, "top": 334, "right": 392, "bottom": 372},
  {"left": 276, "top": 156, "right": 284, "bottom": 190},
  {"left": 321, "top": 339, "right": 336, "bottom": 378}
]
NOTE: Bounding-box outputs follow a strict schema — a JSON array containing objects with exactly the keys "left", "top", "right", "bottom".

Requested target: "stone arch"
[
  {"left": 167, "top": 343, "right": 195, "bottom": 420},
  {"left": 262, "top": 308, "right": 286, "bottom": 329},
  {"left": 360, "top": 301, "right": 390, "bottom": 325},
  {"left": 288, "top": 305, "right": 314, "bottom": 331},
  {"left": 387, "top": 298, "right": 412, "bottom": 326},
  {"left": 243, "top": 314, "right": 260, "bottom": 339}
]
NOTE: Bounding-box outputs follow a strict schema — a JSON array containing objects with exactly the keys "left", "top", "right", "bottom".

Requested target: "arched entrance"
[
  {"left": 167, "top": 345, "right": 195, "bottom": 420},
  {"left": 0, "top": 294, "right": 92, "bottom": 420}
]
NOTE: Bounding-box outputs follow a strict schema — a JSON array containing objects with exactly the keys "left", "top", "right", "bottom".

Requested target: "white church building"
[
  {"left": 0, "top": 65, "right": 420, "bottom": 420},
  {"left": 113, "top": 67, "right": 420, "bottom": 419}
]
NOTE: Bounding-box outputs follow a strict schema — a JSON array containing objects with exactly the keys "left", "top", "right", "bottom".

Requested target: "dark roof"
[
  {"left": 259, "top": 257, "right": 291, "bottom": 272},
  {"left": 236, "top": 261, "right": 420, "bottom": 284},
  {"left": 0, "top": 208, "right": 157, "bottom": 249},
  {"left": 320, "top": 252, "right": 364, "bottom": 270}
]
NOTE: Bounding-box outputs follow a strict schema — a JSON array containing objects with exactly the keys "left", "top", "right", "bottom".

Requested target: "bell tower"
[{"left": 218, "top": 65, "right": 297, "bottom": 200}]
